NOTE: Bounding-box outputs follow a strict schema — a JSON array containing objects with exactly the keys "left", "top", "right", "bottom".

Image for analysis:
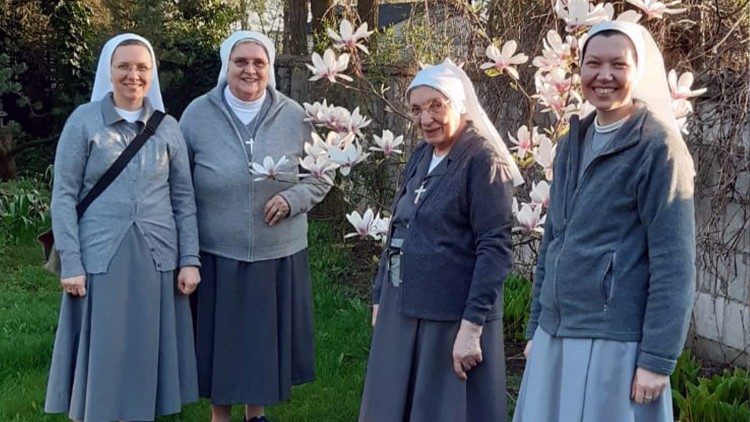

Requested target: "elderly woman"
[
  {"left": 45, "top": 34, "right": 200, "bottom": 421},
  {"left": 358, "top": 60, "right": 523, "bottom": 422},
  {"left": 180, "top": 31, "right": 329, "bottom": 422},
  {"left": 513, "top": 22, "right": 695, "bottom": 421}
]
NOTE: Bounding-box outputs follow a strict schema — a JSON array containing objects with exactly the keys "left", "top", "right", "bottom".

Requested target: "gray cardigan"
[
  {"left": 51, "top": 95, "right": 200, "bottom": 278},
  {"left": 373, "top": 125, "right": 515, "bottom": 326},
  {"left": 528, "top": 103, "right": 696, "bottom": 375},
  {"left": 179, "top": 85, "right": 329, "bottom": 261}
]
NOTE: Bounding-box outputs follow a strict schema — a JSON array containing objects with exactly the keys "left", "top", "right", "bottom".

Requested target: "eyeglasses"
[
  {"left": 408, "top": 99, "right": 450, "bottom": 119},
  {"left": 231, "top": 58, "right": 268, "bottom": 71},
  {"left": 111, "top": 63, "right": 152, "bottom": 74}
]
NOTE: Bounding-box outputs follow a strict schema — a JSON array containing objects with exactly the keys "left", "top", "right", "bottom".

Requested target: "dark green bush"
[{"left": 0, "top": 176, "right": 50, "bottom": 249}]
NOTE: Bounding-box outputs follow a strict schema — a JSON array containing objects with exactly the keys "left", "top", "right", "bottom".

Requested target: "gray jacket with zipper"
[
  {"left": 179, "top": 84, "right": 329, "bottom": 262},
  {"left": 527, "top": 103, "right": 696, "bottom": 375}
]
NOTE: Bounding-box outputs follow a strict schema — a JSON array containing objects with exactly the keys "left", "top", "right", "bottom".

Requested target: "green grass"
[{"left": 0, "top": 221, "right": 371, "bottom": 421}]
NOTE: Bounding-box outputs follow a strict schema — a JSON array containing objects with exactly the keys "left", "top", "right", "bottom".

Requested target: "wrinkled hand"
[
  {"left": 177, "top": 266, "right": 201, "bottom": 295},
  {"left": 452, "top": 319, "right": 484, "bottom": 380},
  {"left": 631, "top": 367, "right": 669, "bottom": 404},
  {"left": 61, "top": 275, "right": 86, "bottom": 296},
  {"left": 371, "top": 304, "right": 379, "bottom": 327},
  {"left": 523, "top": 340, "right": 533, "bottom": 359},
  {"left": 264, "top": 195, "right": 290, "bottom": 226}
]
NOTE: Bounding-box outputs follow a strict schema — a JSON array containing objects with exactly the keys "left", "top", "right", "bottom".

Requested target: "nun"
[
  {"left": 358, "top": 59, "right": 523, "bottom": 422},
  {"left": 513, "top": 21, "right": 696, "bottom": 421},
  {"left": 180, "top": 31, "right": 329, "bottom": 422},
  {"left": 45, "top": 33, "right": 200, "bottom": 421}
]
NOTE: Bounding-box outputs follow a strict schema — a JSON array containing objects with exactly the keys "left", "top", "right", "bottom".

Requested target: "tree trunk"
[
  {"left": 310, "top": 0, "right": 333, "bottom": 37},
  {"left": 357, "top": 0, "right": 378, "bottom": 30},
  {"left": 285, "top": 0, "right": 308, "bottom": 55},
  {"left": 0, "top": 126, "right": 17, "bottom": 181}
]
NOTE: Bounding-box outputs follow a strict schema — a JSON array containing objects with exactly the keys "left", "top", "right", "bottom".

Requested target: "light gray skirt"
[
  {"left": 45, "top": 226, "right": 199, "bottom": 422},
  {"left": 191, "top": 249, "right": 315, "bottom": 406},
  {"left": 513, "top": 326, "right": 673, "bottom": 422},
  {"left": 359, "top": 276, "right": 507, "bottom": 422}
]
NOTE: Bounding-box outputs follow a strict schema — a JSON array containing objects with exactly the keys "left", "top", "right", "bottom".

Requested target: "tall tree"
[
  {"left": 357, "top": 0, "right": 378, "bottom": 30},
  {"left": 284, "top": 0, "right": 308, "bottom": 55},
  {"left": 310, "top": 0, "right": 332, "bottom": 37}
]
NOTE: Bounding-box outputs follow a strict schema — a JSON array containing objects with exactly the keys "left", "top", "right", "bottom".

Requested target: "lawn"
[{"left": 0, "top": 221, "right": 372, "bottom": 421}]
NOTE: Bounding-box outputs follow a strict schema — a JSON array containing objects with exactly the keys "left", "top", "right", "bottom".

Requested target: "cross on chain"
[{"left": 414, "top": 182, "right": 427, "bottom": 204}]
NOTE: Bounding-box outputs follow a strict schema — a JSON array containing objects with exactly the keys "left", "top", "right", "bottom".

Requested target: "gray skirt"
[
  {"left": 513, "top": 326, "right": 673, "bottom": 422},
  {"left": 191, "top": 249, "right": 315, "bottom": 406},
  {"left": 45, "top": 226, "right": 199, "bottom": 422},
  {"left": 359, "top": 276, "right": 507, "bottom": 422}
]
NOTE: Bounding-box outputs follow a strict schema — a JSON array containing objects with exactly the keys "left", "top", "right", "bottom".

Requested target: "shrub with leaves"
[{"left": 0, "top": 177, "right": 50, "bottom": 248}]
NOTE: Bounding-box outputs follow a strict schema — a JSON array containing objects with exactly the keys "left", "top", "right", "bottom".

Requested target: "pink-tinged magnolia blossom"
[
  {"left": 327, "top": 19, "right": 373, "bottom": 54},
  {"left": 348, "top": 107, "right": 372, "bottom": 136},
  {"left": 303, "top": 100, "right": 332, "bottom": 125},
  {"left": 512, "top": 197, "right": 520, "bottom": 217},
  {"left": 534, "top": 136, "right": 556, "bottom": 181},
  {"left": 533, "top": 30, "right": 576, "bottom": 73},
  {"left": 307, "top": 49, "right": 353, "bottom": 83},
  {"left": 672, "top": 99, "right": 693, "bottom": 134},
  {"left": 369, "top": 130, "right": 404, "bottom": 157},
  {"left": 513, "top": 203, "right": 546, "bottom": 234},
  {"left": 534, "top": 72, "right": 582, "bottom": 116},
  {"left": 546, "top": 67, "right": 579, "bottom": 94},
  {"left": 370, "top": 213, "right": 390, "bottom": 241},
  {"left": 329, "top": 142, "right": 369, "bottom": 176},
  {"left": 298, "top": 154, "right": 338, "bottom": 185},
  {"left": 508, "top": 125, "right": 545, "bottom": 159},
  {"left": 554, "top": 0, "right": 611, "bottom": 33},
  {"left": 480, "top": 40, "right": 529, "bottom": 79},
  {"left": 345, "top": 208, "right": 376, "bottom": 239},
  {"left": 615, "top": 9, "right": 643, "bottom": 22},
  {"left": 530, "top": 180, "right": 551, "bottom": 209},
  {"left": 625, "top": 0, "right": 686, "bottom": 19},
  {"left": 305, "top": 132, "right": 331, "bottom": 156},
  {"left": 249, "top": 156, "right": 290, "bottom": 181},
  {"left": 668, "top": 70, "right": 707, "bottom": 101}
]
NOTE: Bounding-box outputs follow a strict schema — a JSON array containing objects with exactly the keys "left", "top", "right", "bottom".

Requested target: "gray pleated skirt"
[
  {"left": 191, "top": 249, "right": 315, "bottom": 406},
  {"left": 359, "top": 277, "right": 507, "bottom": 422},
  {"left": 513, "top": 326, "right": 673, "bottom": 422},
  {"left": 45, "top": 226, "right": 199, "bottom": 422}
]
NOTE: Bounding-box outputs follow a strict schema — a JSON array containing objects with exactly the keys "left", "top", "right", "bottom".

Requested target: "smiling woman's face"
[
  {"left": 581, "top": 33, "right": 638, "bottom": 124},
  {"left": 110, "top": 43, "right": 152, "bottom": 110},
  {"left": 227, "top": 41, "right": 269, "bottom": 101},
  {"left": 408, "top": 86, "right": 465, "bottom": 154}
]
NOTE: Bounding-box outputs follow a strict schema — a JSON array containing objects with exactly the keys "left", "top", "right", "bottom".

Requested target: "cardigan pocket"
[{"left": 600, "top": 252, "right": 615, "bottom": 311}]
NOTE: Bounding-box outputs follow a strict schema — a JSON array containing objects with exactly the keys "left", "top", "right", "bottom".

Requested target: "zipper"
[{"left": 245, "top": 96, "right": 273, "bottom": 261}]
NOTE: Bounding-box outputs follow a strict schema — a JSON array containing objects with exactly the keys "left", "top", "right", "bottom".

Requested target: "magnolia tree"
[{"left": 249, "top": 0, "right": 707, "bottom": 277}]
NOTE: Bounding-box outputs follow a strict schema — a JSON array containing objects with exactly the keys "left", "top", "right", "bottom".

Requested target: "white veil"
[
  {"left": 407, "top": 59, "right": 525, "bottom": 187},
  {"left": 217, "top": 31, "right": 276, "bottom": 88},
  {"left": 90, "top": 33, "right": 164, "bottom": 112}
]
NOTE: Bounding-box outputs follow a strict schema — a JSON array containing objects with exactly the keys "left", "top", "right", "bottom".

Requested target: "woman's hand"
[
  {"left": 177, "top": 266, "right": 201, "bottom": 295},
  {"left": 631, "top": 367, "right": 669, "bottom": 404},
  {"left": 60, "top": 275, "right": 86, "bottom": 296},
  {"left": 523, "top": 340, "right": 533, "bottom": 359},
  {"left": 452, "top": 319, "right": 484, "bottom": 381},
  {"left": 264, "top": 195, "right": 290, "bottom": 226},
  {"left": 371, "top": 304, "right": 379, "bottom": 327}
]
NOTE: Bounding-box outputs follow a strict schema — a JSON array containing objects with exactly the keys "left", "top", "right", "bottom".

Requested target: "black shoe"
[{"left": 245, "top": 417, "right": 269, "bottom": 422}]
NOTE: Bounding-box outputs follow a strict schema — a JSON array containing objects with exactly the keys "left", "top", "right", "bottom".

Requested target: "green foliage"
[
  {"left": 0, "top": 177, "right": 50, "bottom": 249},
  {"left": 503, "top": 273, "right": 532, "bottom": 341},
  {"left": 0, "top": 54, "right": 30, "bottom": 119},
  {"left": 670, "top": 350, "right": 750, "bottom": 421}
]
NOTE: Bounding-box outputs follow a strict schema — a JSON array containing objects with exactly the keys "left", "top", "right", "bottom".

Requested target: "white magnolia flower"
[
  {"left": 345, "top": 208, "right": 376, "bottom": 239},
  {"left": 534, "top": 73, "right": 582, "bottom": 116},
  {"left": 530, "top": 180, "right": 551, "bottom": 209},
  {"left": 508, "top": 125, "right": 541, "bottom": 159},
  {"left": 513, "top": 203, "right": 546, "bottom": 234},
  {"left": 348, "top": 107, "right": 372, "bottom": 136},
  {"left": 512, "top": 197, "right": 520, "bottom": 217},
  {"left": 616, "top": 9, "right": 643, "bottom": 23},
  {"left": 305, "top": 132, "right": 331, "bottom": 156},
  {"left": 533, "top": 30, "right": 576, "bottom": 73},
  {"left": 546, "top": 67, "right": 579, "bottom": 94},
  {"left": 369, "top": 130, "right": 404, "bottom": 157},
  {"left": 303, "top": 100, "right": 332, "bottom": 125},
  {"left": 299, "top": 154, "right": 338, "bottom": 185},
  {"left": 554, "top": 0, "right": 611, "bottom": 33},
  {"left": 249, "top": 156, "right": 290, "bottom": 181},
  {"left": 672, "top": 98, "right": 692, "bottom": 119},
  {"left": 307, "top": 49, "right": 353, "bottom": 83},
  {"left": 327, "top": 19, "right": 373, "bottom": 54},
  {"left": 323, "top": 106, "right": 354, "bottom": 133},
  {"left": 370, "top": 213, "right": 390, "bottom": 241},
  {"left": 479, "top": 40, "right": 528, "bottom": 79},
  {"left": 668, "top": 70, "right": 707, "bottom": 101},
  {"left": 325, "top": 131, "right": 356, "bottom": 150},
  {"left": 534, "top": 136, "right": 556, "bottom": 181},
  {"left": 329, "top": 142, "right": 369, "bottom": 176},
  {"left": 625, "top": 0, "right": 686, "bottom": 19}
]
